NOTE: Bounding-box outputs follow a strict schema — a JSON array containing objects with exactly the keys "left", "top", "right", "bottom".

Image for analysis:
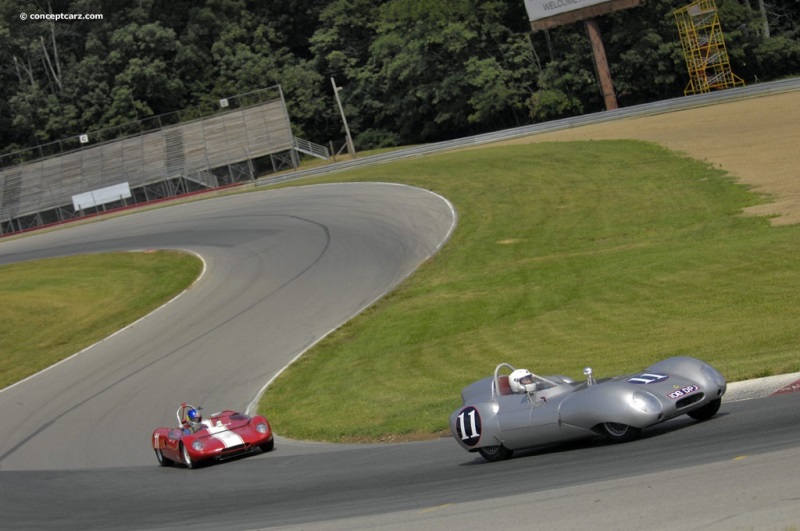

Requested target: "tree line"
[{"left": 1, "top": 0, "right": 798, "bottom": 156}]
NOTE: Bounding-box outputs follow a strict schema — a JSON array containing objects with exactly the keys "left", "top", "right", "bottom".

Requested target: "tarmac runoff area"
[{"left": 724, "top": 372, "right": 800, "bottom": 401}]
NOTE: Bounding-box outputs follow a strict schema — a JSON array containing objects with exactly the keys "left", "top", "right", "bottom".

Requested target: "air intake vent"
[{"left": 676, "top": 393, "right": 705, "bottom": 409}]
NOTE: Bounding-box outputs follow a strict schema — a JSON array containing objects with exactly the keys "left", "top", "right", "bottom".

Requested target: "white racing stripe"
[{"left": 205, "top": 422, "right": 245, "bottom": 448}]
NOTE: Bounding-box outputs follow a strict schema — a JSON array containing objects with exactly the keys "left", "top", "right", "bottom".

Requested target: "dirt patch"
[{"left": 496, "top": 90, "right": 800, "bottom": 225}]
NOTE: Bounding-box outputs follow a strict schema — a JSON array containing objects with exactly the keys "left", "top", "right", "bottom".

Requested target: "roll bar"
[
  {"left": 492, "top": 363, "right": 516, "bottom": 398},
  {"left": 176, "top": 402, "right": 200, "bottom": 426}
]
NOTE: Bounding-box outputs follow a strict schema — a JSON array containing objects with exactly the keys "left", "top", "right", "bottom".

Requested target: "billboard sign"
[{"left": 524, "top": 0, "right": 612, "bottom": 22}]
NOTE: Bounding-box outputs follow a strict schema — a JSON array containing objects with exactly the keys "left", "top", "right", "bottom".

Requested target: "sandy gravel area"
[{"left": 502, "top": 90, "right": 800, "bottom": 225}]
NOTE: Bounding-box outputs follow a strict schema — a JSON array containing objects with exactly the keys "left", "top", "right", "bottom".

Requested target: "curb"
[{"left": 724, "top": 372, "right": 800, "bottom": 402}]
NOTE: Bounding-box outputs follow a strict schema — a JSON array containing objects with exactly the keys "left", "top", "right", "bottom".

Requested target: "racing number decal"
[
  {"left": 456, "top": 406, "right": 481, "bottom": 446},
  {"left": 627, "top": 373, "right": 669, "bottom": 384}
]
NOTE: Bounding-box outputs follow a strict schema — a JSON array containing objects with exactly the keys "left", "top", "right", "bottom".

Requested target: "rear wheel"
[
  {"left": 601, "top": 422, "right": 642, "bottom": 443},
  {"left": 478, "top": 444, "right": 513, "bottom": 462},
  {"left": 181, "top": 444, "right": 195, "bottom": 469},
  {"left": 155, "top": 448, "right": 174, "bottom": 467},
  {"left": 687, "top": 398, "right": 721, "bottom": 421}
]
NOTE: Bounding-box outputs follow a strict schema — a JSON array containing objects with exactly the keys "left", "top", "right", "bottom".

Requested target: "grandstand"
[{"left": 0, "top": 86, "right": 328, "bottom": 235}]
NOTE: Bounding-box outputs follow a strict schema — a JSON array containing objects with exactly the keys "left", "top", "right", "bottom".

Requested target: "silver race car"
[{"left": 449, "top": 356, "right": 726, "bottom": 462}]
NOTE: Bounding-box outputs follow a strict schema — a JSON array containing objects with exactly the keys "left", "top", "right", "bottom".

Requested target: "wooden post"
[{"left": 584, "top": 18, "right": 618, "bottom": 110}]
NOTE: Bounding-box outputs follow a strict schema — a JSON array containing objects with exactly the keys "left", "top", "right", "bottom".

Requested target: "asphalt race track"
[
  {"left": 0, "top": 182, "right": 456, "bottom": 471},
  {"left": 1, "top": 393, "right": 799, "bottom": 530},
  {"left": 1, "top": 181, "right": 799, "bottom": 530}
]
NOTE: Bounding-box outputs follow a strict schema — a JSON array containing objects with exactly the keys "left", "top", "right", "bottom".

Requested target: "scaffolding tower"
[{"left": 674, "top": 0, "right": 745, "bottom": 95}]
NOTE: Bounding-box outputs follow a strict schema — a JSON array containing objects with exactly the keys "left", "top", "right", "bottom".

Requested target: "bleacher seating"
[{"left": 0, "top": 97, "right": 295, "bottom": 232}]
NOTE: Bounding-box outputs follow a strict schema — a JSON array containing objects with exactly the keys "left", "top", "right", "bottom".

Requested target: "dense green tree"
[
  {"left": 201, "top": 3, "right": 327, "bottom": 138},
  {"left": 311, "top": 0, "right": 385, "bottom": 77},
  {"left": 316, "top": 0, "right": 539, "bottom": 147},
  {"left": 604, "top": 1, "right": 686, "bottom": 103},
  {"left": 258, "top": 0, "right": 323, "bottom": 59},
  {"left": 310, "top": 0, "right": 389, "bottom": 146},
  {"left": 104, "top": 22, "right": 186, "bottom": 123},
  {"left": 1, "top": 0, "right": 798, "bottom": 155},
  {"left": 758, "top": 0, "right": 800, "bottom": 37},
  {"left": 528, "top": 28, "right": 598, "bottom": 120}
]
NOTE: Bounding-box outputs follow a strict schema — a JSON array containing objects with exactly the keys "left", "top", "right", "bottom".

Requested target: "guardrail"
[{"left": 258, "top": 77, "right": 800, "bottom": 188}]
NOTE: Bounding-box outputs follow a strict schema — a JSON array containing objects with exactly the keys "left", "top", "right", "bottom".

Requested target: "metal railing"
[{"left": 293, "top": 137, "right": 330, "bottom": 160}]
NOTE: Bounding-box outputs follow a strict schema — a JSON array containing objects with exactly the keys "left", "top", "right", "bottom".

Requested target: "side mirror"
[{"left": 584, "top": 367, "right": 595, "bottom": 386}]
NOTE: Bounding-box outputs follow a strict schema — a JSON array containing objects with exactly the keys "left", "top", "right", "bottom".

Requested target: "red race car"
[{"left": 152, "top": 403, "right": 274, "bottom": 469}]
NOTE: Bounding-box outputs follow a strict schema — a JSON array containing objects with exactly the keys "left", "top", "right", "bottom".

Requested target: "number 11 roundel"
[{"left": 456, "top": 406, "right": 482, "bottom": 446}]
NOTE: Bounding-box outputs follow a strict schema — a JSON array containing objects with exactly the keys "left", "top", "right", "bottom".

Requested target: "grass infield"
[
  {"left": 2, "top": 140, "right": 799, "bottom": 442},
  {"left": 260, "top": 141, "right": 800, "bottom": 441},
  {"left": 0, "top": 251, "right": 202, "bottom": 390}
]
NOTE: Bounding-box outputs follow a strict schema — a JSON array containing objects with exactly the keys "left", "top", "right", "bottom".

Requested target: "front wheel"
[
  {"left": 181, "top": 444, "right": 195, "bottom": 469},
  {"left": 478, "top": 444, "right": 513, "bottom": 462},
  {"left": 687, "top": 398, "right": 721, "bottom": 421},
  {"left": 155, "top": 448, "right": 174, "bottom": 467},
  {"left": 600, "top": 422, "right": 642, "bottom": 443},
  {"left": 259, "top": 438, "right": 274, "bottom": 453}
]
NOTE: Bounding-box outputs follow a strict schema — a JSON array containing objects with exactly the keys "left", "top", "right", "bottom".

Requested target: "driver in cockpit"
[
  {"left": 183, "top": 407, "right": 204, "bottom": 433},
  {"left": 509, "top": 369, "right": 538, "bottom": 394}
]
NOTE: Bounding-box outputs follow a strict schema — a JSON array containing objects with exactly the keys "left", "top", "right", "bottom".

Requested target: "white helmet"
[{"left": 509, "top": 369, "right": 537, "bottom": 394}]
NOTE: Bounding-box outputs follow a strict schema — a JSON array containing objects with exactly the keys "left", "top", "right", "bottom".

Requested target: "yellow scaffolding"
[{"left": 674, "top": 0, "right": 745, "bottom": 95}]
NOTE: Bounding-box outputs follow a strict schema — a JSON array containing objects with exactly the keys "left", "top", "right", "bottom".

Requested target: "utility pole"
[{"left": 331, "top": 77, "right": 356, "bottom": 159}]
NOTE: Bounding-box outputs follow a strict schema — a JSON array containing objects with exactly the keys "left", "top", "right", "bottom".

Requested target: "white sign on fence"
[{"left": 72, "top": 182, "right": 132, "bottom": 210}]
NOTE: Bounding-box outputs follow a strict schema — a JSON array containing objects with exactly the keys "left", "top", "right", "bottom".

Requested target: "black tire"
[
  {"left": 600, "top": 422, "right": 642, "bottom": 443},
  {"left": 478, "top": 444, "right": 513, "bottom": 462},
  {"left": 181, "top": 444, "right": 195, "bottom": 469},
  {"left": 687, "top": 398, "right": 721, "bottom": 421},
  {"left": 155, "top": 448, "right": 174, "bottom": 467},
  {"left": 259, "top": 438, "right": 275, "bottom": 453}
]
